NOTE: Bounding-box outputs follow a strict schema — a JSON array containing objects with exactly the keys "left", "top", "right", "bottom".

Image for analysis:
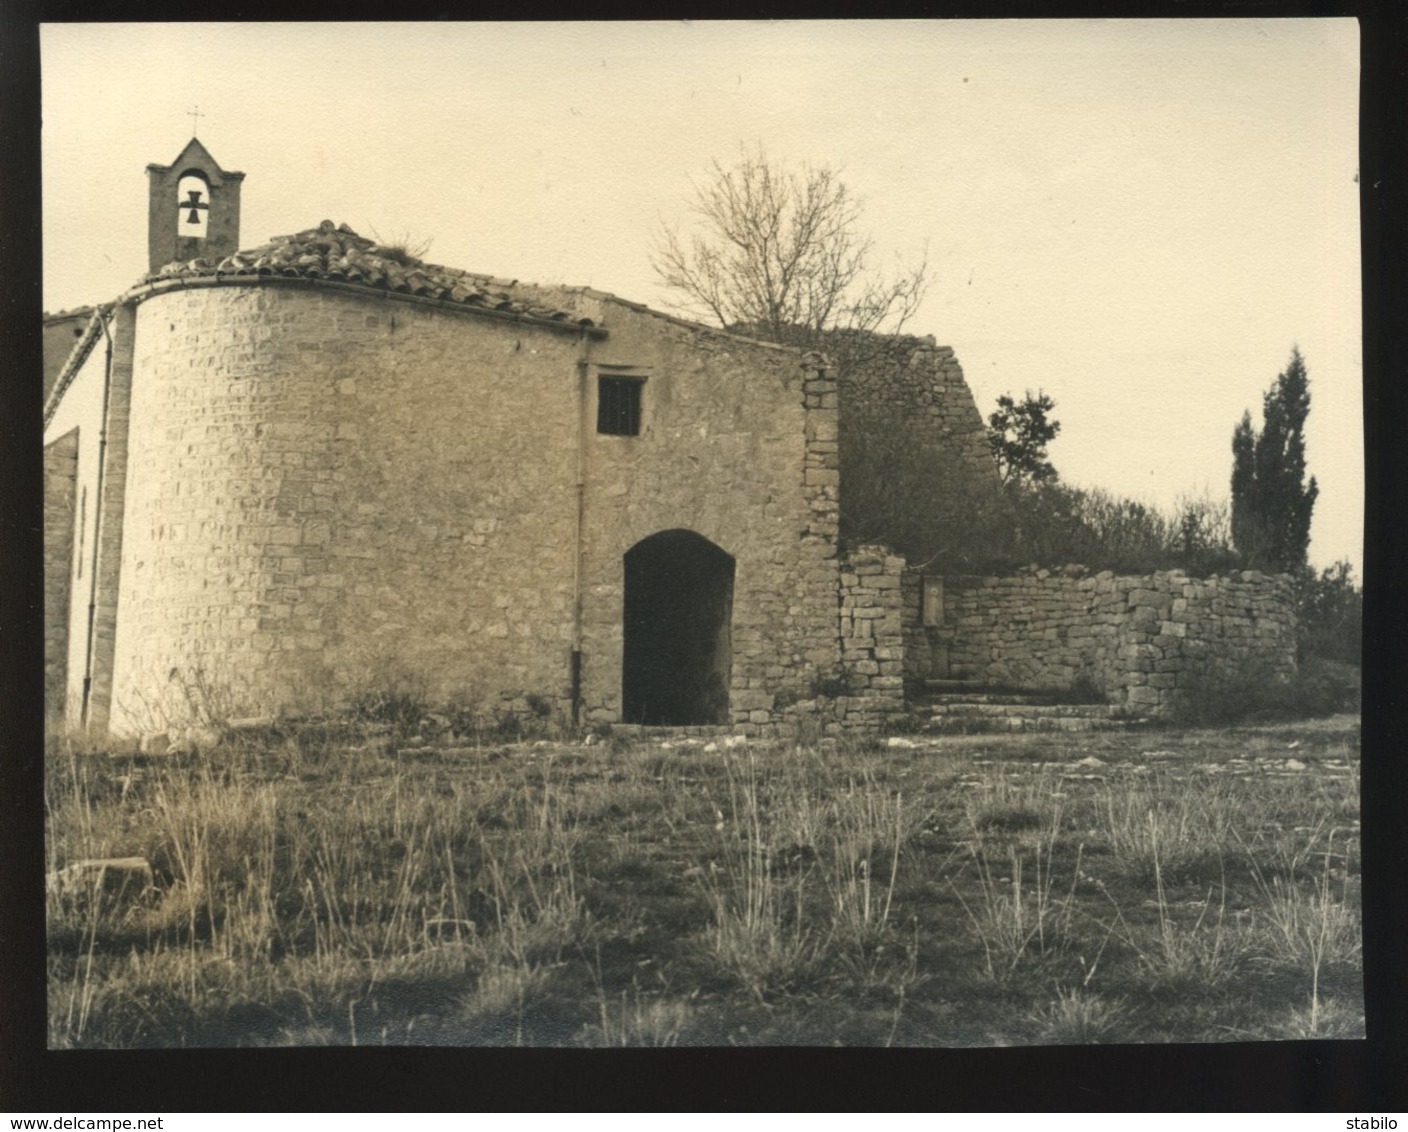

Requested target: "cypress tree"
[{"left": 1230, "top": 347, "right": 1320, "bottom": 570}]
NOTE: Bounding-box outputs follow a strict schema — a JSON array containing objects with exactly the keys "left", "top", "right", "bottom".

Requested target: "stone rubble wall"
[
  {"left": 835, "top": 545, "right": 908, "bottom": 728},
  {"left": 840, "top": 334, "right": 997, "bottom": 485},
  {"left": 754, "top": 543, "right": 906, "bottom": 737},
  {"left": 903, "top": 565, "right": 1297, "bottom": 717}
]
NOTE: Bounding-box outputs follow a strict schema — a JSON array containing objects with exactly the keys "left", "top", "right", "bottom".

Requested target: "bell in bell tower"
[{"left": 146, "top": 131, "right": 244, "bottom": 273}]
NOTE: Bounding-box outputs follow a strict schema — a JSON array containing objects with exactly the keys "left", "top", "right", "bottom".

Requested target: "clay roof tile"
[{"left": 142, "top": 222, "right": 593, "bottom": 327}]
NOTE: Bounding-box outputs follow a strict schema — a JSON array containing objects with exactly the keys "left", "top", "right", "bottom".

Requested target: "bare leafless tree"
[{"left": 652, "top": 147, "right": 929, "bottom": 354}]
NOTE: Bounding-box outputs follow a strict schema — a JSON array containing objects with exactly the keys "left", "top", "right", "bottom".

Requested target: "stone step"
[
  {"left": 609, "top": 724, "right": 745, "bottom": 741},
  {"left": 920, "top": 680, "right": 1100, "bottom": 706},
  {"left": 920, "top": 691, "right": 1077, "bottom": 706},
  {"left": 908, "top": 681, "right": 1146, "bottom": 734},
  {"left": 923, "top": 678, "right": 1000, "bottom": 693},
  {"left": 924, "top": 701, "right": 1120, "bottom": 719},
  {"left": 916, "top": 712, "right": 1141, "bottom": 735}
]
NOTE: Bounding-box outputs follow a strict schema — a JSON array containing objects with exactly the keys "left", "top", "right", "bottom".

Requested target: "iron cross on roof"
[{"left": 188, "top": 105, "right": 204, "bottom": 135}]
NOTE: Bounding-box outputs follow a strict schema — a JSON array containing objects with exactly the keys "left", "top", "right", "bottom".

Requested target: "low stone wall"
[
  {"left": 903, "top": 565, "right": 1297, "bottom": 717},
  {"left": 830, "top": 545, "right": 908, "bottom": 730}
]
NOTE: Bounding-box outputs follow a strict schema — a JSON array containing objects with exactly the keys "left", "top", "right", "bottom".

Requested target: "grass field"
[{"left": 46, "top": 712, "right": 1363, "bottom": 1047}]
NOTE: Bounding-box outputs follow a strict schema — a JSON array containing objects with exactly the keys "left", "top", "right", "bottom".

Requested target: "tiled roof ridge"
[
  {"left": 724, "top": 319, "right": 947, "bottom": 352},
  {"left": 142, "top": 219, "right": 594, "bottom": 327},
  {"left": 44, "top": 305, "right": 96, "bottom": 321},
  {"left": 510, "top": 283, "right": 808, "bottom": 355}
]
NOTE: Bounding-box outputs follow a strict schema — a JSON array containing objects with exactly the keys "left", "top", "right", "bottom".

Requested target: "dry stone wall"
[
  {"left": 833, "top": 545, "right": 908, "bottom": 730},
  {"left": 903, "top": 565, "right": 1297, "bottom": 716},
  {"left": 840, "top": 335, "right": 994, "bottom": 482}
]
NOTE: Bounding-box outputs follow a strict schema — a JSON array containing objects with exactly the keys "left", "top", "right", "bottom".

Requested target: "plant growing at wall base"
[{"left": 998, "top": 481, "right": 1239, "bottom": 576}]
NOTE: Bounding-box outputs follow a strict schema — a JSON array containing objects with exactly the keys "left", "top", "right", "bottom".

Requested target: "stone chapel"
[{"left": 43, "top": 139, "right": 1297, "bottom": 740}]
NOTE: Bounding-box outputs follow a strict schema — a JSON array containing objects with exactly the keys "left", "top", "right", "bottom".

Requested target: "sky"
[{"left": 41, "top": 20, "right": 1362, "bottom": 572}]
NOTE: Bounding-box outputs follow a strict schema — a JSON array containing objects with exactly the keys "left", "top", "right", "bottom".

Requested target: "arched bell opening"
[
  {"left": 622, "top": 529, "right": 735, "bottom": 726},
  {"left": 176, "top": 172, "right": 211, "bottom": 238}
]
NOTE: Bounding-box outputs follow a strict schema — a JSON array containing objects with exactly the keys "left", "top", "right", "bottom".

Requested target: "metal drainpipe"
[
  {"left": 80, "top": 309, "right": 115, "bottom": 729},
  {"left": 570, "top": 331, "right": 593, "bottom": 727}
]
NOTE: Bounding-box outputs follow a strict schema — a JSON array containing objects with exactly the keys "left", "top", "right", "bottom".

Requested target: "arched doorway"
[{"left": 623, "top": 530, "right": 735, "bottom": 725}]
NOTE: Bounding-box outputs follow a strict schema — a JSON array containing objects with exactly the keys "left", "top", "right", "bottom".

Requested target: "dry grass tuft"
[{"left": 45, "top": 711, "right": 1363, "bottom": 1047}]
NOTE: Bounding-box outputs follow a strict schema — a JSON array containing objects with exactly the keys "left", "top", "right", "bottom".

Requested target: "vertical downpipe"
[
  {"left": 80, "top": 310, "right": 115, "bottom": 728},
  {"left": 570, "top": 336, "right": 591, "bottom": 726}
]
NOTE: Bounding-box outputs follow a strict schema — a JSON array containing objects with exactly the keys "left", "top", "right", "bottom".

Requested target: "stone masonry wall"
[
  {"left": 86, "top": 305, "right": 138, "bottom": 731},
  {"left": 44, "top": 310, "right": 91, "bottom": 403},
  {"left": 840, "top": 335, "right": 995, "bottom": 483},
  {"left": 110, "top": 283, "right": 588, "bottom": 733},
  {"left": 44, "top": 429, "right": 79, "bottom": 723},
  {"left": 902, "top": 565, "right": 1297, "bottom": 717},
  {"left": 831, "top": 545, "right": 908, "bottom": 731},
  {"left": 44, "top": 325, "right": 109, "bottom": 728},
  {"left": 42, "top": 305, "right": 137, "bottom": 732},
  {"left": 105, "top": 279, "right": 849, "bottom": 737},
  {"left": 536, "top": 289, "right": 844, "bottom": 733},
  {"left": 836, "top": 333, "right": 1006, "bottom": 570}
]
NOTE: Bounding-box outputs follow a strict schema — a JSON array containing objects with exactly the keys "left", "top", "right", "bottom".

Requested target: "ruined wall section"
[
  {"left": 834, "top": 333, "right": 1006, "bottom": 571},
  {"left": 534, "top": 289, "right": 843, "bottom": 733},
  {"left": 904, "top": 566, "right": 1297, "bottom": 716},
  {"left": 840, "top": 335, "right": 995, "bottom": 481},
  {"left": 111, "top": 283, "right": 586, "bottom": 733}
]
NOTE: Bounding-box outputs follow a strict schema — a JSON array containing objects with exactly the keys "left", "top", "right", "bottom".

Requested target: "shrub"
[
  {"left": 1285, "top": 657, "right": 1359, "bottom": 715},
  {"left": 346, "top": 688, "right": 427, "bottom": 735},
  {"left": 840, "top": 407, "right": 1013, "bottom": 573},
  {"left": 1171, "top": 656, "right": 1357, "bottom": 726},
  {"left": 1295, "top": 560, "right": 1362, "bottom": 666},
  {"left": 1001, "top": 483, "right": 1241, "bottom": 576}
]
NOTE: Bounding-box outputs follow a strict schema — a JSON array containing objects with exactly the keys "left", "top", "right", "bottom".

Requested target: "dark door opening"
[{"left": 623, "top": 529, "right": 735, "bottom": 725}]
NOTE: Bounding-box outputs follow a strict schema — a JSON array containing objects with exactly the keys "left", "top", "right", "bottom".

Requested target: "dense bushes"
[
  {"left": 839, "top": 408, "right": 1012, "bottom": 574},
  {"left": 1002, "top": 483, "right": 1241, "bottom": 577},
  {"left": 1171, "top": 655, "right": 1360, "bottom": 727},
  {"left": 1295, "top": 560, "right": 1362, "bottom": 666},
  {"left": 839, "top": 413, "right": 1244, "bottom": 578}
]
